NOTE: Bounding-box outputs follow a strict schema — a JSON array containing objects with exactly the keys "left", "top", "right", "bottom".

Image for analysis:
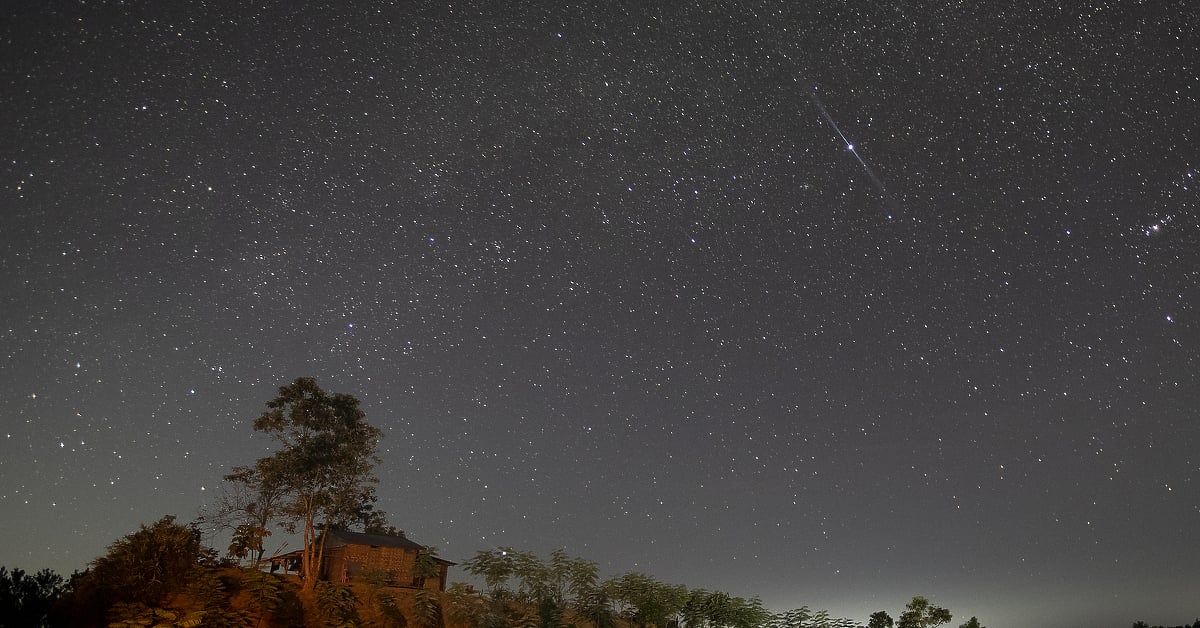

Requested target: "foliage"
[
  {"left": 359, "top": 567, "right": 396, "bottom": 591},
  {"left": 232, "top": 377, "right": 383, "bottom": 592},
  {"left": 53, "top": 519, "right": 285, "bottom": 627},
  {"left": 957, "top": 617, "right": 983, "bottom": 628},
  {"left": 377, "top": 591, "right": 409, "bottom": 628},
  {"left": 239, "top": 569, "right": 285, "bottom": 626},
  {"left": 412, "top": 589, "right": 444, "bottom": 628},
  {"left": 106, "top": 601, "right": 183, "bottom": 627},
  {"left": 460, "top": 547, "right": 532, "bottom": 628},
  {"left": 357, "top": 568, "right": 409, "bottom": 628},
  {"left": 0, "top": 566, "right": 67, "bottom": 627},
  {"left": 268, "top": 583, "right": 306, "bottom": 627},
  {"left": 462, "top": 547, "right": 523, "bottom": 597},
  {"left": 316, "top": 580, "right": 362, "bottom": 628},
  {"left": 445, "top": 582, "right": 490, "bottom": 628},
  {"left": 764, "top": 606, "right": 813, "bottom": 628},
  {"left": 208, "top": 464, "right": 287, "bottom": 567},
  {"left": 576, "top": 583, "right": 618, "bottom": 628},
  {"left": 897, "top": 597, "right": 951, "bottom": 628},
  {"left": 413, "top": 547, "right": 444, "bottom": 590},
  {"left": 363, "top": 517, "right": 406, "bottom": 537},
  {"left": 229, "top": 523, "right": 272, "bottom": 565},
  {"left": 674, "top": 588, "right": 770, "bottom": 628},
  {"left": 87, "top": 515, "right": 205, "bottom": 608},
  {"left": 464, "top": 547, "right": 666, "bottom": 628},
  {"left": 766, "top": 606, "right": 856, "bottom": 628},
  {"left": 868, "top": 611, "right": 894, "bottom": 628},
  {"left": 608, "top": 572, "right": 687, "bottom": 628},
  {"left": 185, "top": 568, "right": 250, "bottom": 628},
  {"left": 461, "top": 553, "right": 770, "bottom": 628}
]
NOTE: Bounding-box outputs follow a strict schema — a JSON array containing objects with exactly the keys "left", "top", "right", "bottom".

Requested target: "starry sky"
[{"left": 2, "top": 1, "right": 1197, "bottom": 627}]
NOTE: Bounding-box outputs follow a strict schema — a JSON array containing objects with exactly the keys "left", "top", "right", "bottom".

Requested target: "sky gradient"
[{"left": 2, "top": 2, "right": 1197, "bottom": 627}]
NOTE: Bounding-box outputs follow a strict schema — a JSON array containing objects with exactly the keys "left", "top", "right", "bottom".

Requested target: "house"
[{"left": 270, "top": 529, "right": 454, "bottom": 590}]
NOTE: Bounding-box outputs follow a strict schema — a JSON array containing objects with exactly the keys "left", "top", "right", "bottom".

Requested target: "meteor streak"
[{"left": 810, "top": 88, "right": 897, "bottom": 215}]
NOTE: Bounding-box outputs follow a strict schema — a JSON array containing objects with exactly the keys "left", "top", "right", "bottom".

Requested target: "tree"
[
  {"left": 316, "top": 581, "right": 362, "bottom": 627},
  {"left": 764, "top": 606, "right": 813, "bottom": 628},
  {"left": 55, "top": 516, "right": 212, "bottom": 627},
  {"left": 90, "top": 515, "right": 207, "bottom": 607},
  {"left": 676, "top": 589, "right": 767, "bottom": 628},
  {"left": 234, "top": 377, "right": 383, "bottom": 592},
  {"left": 959, "top": 617, "right": 984, "bottom": 628},
  {"left": 0, "top": 566, "right": 67, "bottom": 627},
  {"left": 576, "top": 580, "right": 617, "bottom": 628},
  {"left": 446, "top": 582, "right": 491, "bottom": 628},
  {"left": 869, "top": 611, "right": 895, "bottom": 628},
  {"left": 412, "top": 547, "right": 446, "bottom": 628},
  {"left": 609, "top": 572, "right": 682, "bottom": 628},
  {"left": 897, "top": 597, "right": 951, "bottom": 628},
  {"left": 531, "top": 548, "right": 602, "bottom": 628},
  {"left": 214, "top": 462, "right": 287, "bottom": 566}
]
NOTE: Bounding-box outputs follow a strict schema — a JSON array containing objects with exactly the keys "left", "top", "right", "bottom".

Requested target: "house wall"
[{"left": 322, "top": 544, "right": 446, "bottom": 590}]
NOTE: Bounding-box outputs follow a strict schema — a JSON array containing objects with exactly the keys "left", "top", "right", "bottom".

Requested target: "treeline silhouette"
[
  {"left": 4, "top": 523, "right": 1197, "bottom": 627},
  {"left": 1, "top": 381, "right": 1187, "bottom": 627},
  {"left": 0, "top": 515, "right": 969, "bottom": 628}
]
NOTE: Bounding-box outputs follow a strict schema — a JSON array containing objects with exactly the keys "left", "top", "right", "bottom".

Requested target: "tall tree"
[
  {"left": 235, "top": 377, "right": 383, "bottom": 592},
  {"left": 869, "top": 610, "right": 895, "bottom": 628},
  {"left": 958, "top": 617, "right": 984, "bottom": 628},
  {"left": 0, "top": 566, "right": 67, "bottom": 628},
  {"left": 897, "top": 597, "right": 951, "bottom": 628}
]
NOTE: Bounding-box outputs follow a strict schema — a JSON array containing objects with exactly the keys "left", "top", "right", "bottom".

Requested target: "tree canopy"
[
  {"left": 897, "top": 596, "right": 952, "bottom": 628},
  {"left": 226, "top": 377, "right": 383, "bottom": 592},
  {"left": 0, "top": 566, "right": 67, "bottom": 628}
]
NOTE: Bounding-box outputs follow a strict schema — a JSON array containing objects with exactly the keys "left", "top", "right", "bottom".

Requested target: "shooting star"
[{"left": 810, "top": 87, "right": 899, "bottom": 217}]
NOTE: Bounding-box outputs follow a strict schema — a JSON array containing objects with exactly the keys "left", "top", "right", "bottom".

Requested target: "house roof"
[
  {"left": 325, "top": 529, "right": 427, "bottom": 551},
  {"left": 323, "top": 529, "right": 456, "bottom": 564}
]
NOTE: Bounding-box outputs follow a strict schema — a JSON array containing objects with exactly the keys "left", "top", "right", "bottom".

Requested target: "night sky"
[{"left": 2, "top": 2, "right": 1197, "bottom": 627}]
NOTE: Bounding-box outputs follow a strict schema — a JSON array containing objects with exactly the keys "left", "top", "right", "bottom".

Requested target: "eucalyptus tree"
[
  {"left": 868, "top": 611, "right": 894, "bottom": 628},
  {"left": 228, "top": 377, "right": 383, "bottom": 592},
  {"left": 897, "top": 597, "right": 951, "bottom": 628}
]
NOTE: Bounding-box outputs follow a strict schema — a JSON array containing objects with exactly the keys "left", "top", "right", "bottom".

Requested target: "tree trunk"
[{"left": 302, "top": 511, "right": 317, "bottom": 593}]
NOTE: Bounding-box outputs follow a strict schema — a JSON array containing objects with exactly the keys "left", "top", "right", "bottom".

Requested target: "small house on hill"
[{"left": 271, "top": 529, "right": 454, "bottom": 590}]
